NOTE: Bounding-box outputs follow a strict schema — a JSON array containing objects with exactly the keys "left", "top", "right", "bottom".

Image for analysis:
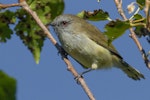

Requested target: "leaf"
[
  {"left": 0, "top": 22, "right": 13, "bottom": 42},
  {"left": 132, "top": 14, "right": 147, "bottom": 37},
  {"left": 0, "top": 70, "right": 16, "bottom": 100},
  {"left": 0, "top": 10, "right": 16, "bottom": 42},
  {"left": 104, "top": 19, "right": 131, "bottom": 42},
  {"left": 27, "top": 0, "right": 64, "bottom": 24},
  {"left": 131, "top": 14, "right": 146, "bottom": 26},
  {"left": 14, "top": 12, "right": 46, "bottom": 64},
  {"left": 0, "top": 0, "right": 64, "bottom": 64},
  {"left": 77, "top": 9, "right": 110, "bottom": 21},
  {"left": 135, "top": 27, "right": 150, "bottom": 37},
  {"left": 131, "top": 14, "right": 149, "bottom": 43},
  {"left": 133, "top": 14, "right": 143, "bottom": 20},
  {"left": 136, "top": 0, "right": 145, "bottom": 9},
  {"left": 14, "top": 0, "right": 64, "bottom": 64}
]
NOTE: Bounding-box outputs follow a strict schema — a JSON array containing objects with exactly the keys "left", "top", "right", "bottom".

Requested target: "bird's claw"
[
  {"left": 55, "top": 43, "right": 68, "bottom": 58},
  {"left": 74, "top": 74, "right": 83, "bottom": 85},
  {"left": 74, "top": 69, "right": 93, "bottom": 84},
  {"left": 57, "top": 48, "right": 68, "bottom": 58}
]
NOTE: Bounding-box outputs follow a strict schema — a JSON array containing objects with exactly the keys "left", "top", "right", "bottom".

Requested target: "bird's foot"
[
  {"left": 55, "top": 43, "right": 68, "bottom": 58},
  {"left": 74, "top": 74, "right": 83, "bottom": 85},
  {"left": 74, "top": 68, "right": 93, "bottom": 84}
]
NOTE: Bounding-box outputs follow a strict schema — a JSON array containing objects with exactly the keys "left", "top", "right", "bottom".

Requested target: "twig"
[
  {"left": 114, "top": 0, "right": 150, "bottom": 69},
  {"left": 0, "top": 3, "right": 21, "bottom": 8},
  {"left": 129, "top": 7, "right": 140, "bottom": 20},
  {"left": 0, "top": 0, "right": 95, "bottom": 100},
  {"left": 144, "top": 0, "right": 150, "bottom": 30},
  {"left": 114, "top": 0, "right": 127, "bottom": 20},
  {"left": 129, "top": 29, "right": 150, "bottom": 68}
]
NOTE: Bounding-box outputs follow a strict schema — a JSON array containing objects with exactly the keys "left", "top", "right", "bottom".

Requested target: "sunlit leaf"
[
  {"left": 77, "top": 9, "right": 110, "bottom": 21},
  {"left": 27, "top": 0, "right": 64, "bottom": 24},
  {"left": 14, "top": 11, "right": 46, "bottom": 64},
  {"left": 104, "top": 19, "right": 131, "bottom": 42},
  {"left": 14, "top": 0, "right": 64, "bottom": 63}
]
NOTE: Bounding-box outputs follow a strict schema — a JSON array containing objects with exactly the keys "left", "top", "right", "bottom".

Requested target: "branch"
[
  {"left": 114, "top": 0, "right": 127, "bottom": 20},
  {"left": 0, "top": 3, "right": 21, "bottom": 8},
  {"left": 144, "top": 0, "right": 150, "bottom": 30},
  {"left": 114, "top": 0, "right": 150, "bottom": 69},
  {"left": 0, "top": 0, "right": 95, "bottom": 100}
]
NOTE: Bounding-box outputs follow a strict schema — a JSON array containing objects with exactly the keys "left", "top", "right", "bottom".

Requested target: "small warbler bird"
[{"left": 50, "top": 14, "right": 144, "bottom": 80}]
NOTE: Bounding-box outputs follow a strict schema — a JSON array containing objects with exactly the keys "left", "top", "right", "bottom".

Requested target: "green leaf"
[
  {"left": 0, "top": 0, "right": 64, "bottom": 63},
  {"left": 27, "top": 0, "right": 64, "bottom": 24},
  {"left": 136, "top": 0, "right": 145, "bottom": 9},
  {"left": 104, "top": 19, "right": 131, "bottom": 42},
  {"left": 133, "top": 14, "right": 143, "bottom": 20},
  {"left": 131, "top": 14, "right": 146, "bottom": 25},
  {"left": 134, "top": 26, "right": 150, "bottom": 44},
  {"left": 14, "top": 0, "right": 64, "bottom": 64},
  {"left": 14, "top": 11, "right": 46, "bottom": 64},
  {"left": 77, "top": 9, "right": 110, "bottom": 21},
  {"left": 0, "top": 22, "right": 13, "bottom": 42},
  {"left": 0, "top": 10, "right": 16, "bottom": 42},
  {"left": 0, "top": 70, "right": 16, "bottom": 100},
  {"left": 134, "top": 27, "right": 148, "bottom": 37},
  {"left": 132, "top": 14, "right": 147, "bottom": 37}
]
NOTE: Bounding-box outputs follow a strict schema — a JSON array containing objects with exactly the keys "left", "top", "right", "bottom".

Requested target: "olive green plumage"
[{"left": 51, "top": 14, "right": 145, "bottom": 80}]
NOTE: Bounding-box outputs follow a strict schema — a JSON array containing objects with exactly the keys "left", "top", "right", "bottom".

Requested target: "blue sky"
[{"left": 0, "top": 0, "right": 150, "bottom": 100}]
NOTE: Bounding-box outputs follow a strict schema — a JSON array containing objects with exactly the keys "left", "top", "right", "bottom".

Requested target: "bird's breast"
[{"left": 58, "top": 32, "right": 113, "bottom": 69}]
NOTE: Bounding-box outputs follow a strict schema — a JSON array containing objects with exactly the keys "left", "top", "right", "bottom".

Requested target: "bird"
[{"left": 50, "top": 14, "right": 145, "bottom": 80}]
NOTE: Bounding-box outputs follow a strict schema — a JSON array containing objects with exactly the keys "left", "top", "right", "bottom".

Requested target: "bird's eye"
[{"left": 60, "top": 21, "right": 69, "bottom": 26}]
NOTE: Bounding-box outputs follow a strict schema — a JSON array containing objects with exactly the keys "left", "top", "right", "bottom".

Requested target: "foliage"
[
  {"left": 0, "top": 10, "right": 16, "bottom": 42},
  {"left": 77, "top": 9, "right": 110, "bottom": 21},
  {"left": 77, "top": 9, "right": 132, "bottom": 42},
  {"left": 0, "top": 70, "right": 16, "bottom": 100},
  {"left": 104, "top": 19, "right": 131, "bottom": 43},
  {"left": 0, "top": 0, "right": 149, "bottom": 99},
  {"left": 77, "top": 0, "right": 149, "bottom": 44},
  {"left": 0, "top": 0, "right": 64, "bottom": 64},
  {"left": 136, "top": 0, "right": 145, "bottom": 9},
  {"left": 0, "top": 0, "right": 149, "bottom": 64}
]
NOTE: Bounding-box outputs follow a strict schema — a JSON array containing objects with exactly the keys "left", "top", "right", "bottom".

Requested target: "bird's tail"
[{"left": 117, "top": 60, "right": 145, "bottom": 80}]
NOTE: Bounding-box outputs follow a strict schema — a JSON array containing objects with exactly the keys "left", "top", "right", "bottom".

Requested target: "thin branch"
[
  {"left": 14, "top": 0, "right": 95, "bottom": 100},
  {"left": 144, "top": 0, "right": 150, "bottom": 30},
  {"left": 0, "top": 3, "right": 20, "bottom": 8},
  {"left": 129, "top": 7, "right": 140, "bottom": 20},
  {"left": 132, "top": 18, "right": 145, "bottom": 23},
  {"left": 114, "top": 0, "right": 150, "bottom": 69},
  {"left": 114, "top": 0, "right": 127, "bottom": 20},
  {"left": 129, "top": 29, "right": 150, "bottom": 68},
  {"left": 19, "top": 1, "right": 57, "bottom": 45},
  {"left": 130, "top": 23, "right": 146, "bottom": 27}
]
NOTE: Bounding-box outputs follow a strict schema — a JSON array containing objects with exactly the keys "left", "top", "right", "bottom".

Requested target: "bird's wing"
[
  {"left": 71, "top": 15, "right": 123, "bottom": 59},
  {"left": 83, "top": 22, "right": 123, "bottom": 59}
]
